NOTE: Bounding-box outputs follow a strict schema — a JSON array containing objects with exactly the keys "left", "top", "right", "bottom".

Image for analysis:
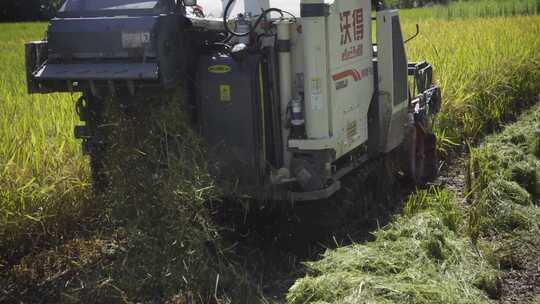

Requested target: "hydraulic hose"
[{"left": 222, "top": 0, "right": 283, "bottom": 37}]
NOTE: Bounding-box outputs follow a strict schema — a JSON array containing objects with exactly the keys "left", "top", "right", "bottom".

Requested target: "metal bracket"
[
  {"left": 289, "top": 137, "right": 336, "bottom": 150},
  {"left": 287, "top": 180, "right": 341, "bottom": 202}
]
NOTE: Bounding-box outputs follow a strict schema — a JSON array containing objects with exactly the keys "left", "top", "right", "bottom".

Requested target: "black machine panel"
[
  {"left": 391, "top": 15, "right": 408, "bottom": 106},
  {"left": 196, "top": 53, "right": 267, "bottom": 193},
  {"left": 41, "top": 12, "right": 186, "bottom": 90}
]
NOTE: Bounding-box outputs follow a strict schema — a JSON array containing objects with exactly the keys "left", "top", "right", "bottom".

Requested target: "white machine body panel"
[
  {"left": 327, "top": 0, "right": 373, "bottom": 158},
  {"left": 293, "top": 0, "right": 373, "bottom": 159}
]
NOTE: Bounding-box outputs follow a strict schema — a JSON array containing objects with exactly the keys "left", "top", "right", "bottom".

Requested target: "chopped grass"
[
  {"left": 468, "top": 102, "right": 540, "bottom": 239},
  {"left": 287, "top": 194, "right": 496, "bottom": 304},
  {"left": 404, "top": 187, "right": 463, "bottom": 232}
]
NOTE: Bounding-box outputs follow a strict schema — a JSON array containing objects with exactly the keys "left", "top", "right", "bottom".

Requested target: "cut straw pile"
[{"left": 287, "top": 192, "right": 497, "bottom": 303}]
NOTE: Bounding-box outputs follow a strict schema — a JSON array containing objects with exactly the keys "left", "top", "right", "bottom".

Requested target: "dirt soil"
[{"left": 501, "top": 262, "right": 540, "bottom": 304}]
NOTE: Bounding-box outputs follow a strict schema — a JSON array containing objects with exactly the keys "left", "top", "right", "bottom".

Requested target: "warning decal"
[{"left": 219, "top": 85, "right": 231, "bottom": 103}]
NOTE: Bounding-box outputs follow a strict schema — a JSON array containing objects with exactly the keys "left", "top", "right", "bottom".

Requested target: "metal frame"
[{"left": 57, "top": 0, "right": 177, "bottom": 18}]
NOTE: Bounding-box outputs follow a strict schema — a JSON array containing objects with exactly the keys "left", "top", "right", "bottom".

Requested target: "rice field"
[
  {"left": 0, "top": 1, "right": 539, "bottom": 303},
  {"left": 0, "top": 23, "right": 87, "bottom": 260},
  {"left": 400, "top": 0, "right": 540, "bottom": 21},
  {"left": 403, "top": 15, "right": 540, "bottom": 154}
]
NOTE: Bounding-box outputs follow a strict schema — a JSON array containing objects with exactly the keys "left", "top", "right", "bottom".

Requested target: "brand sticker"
[{"left": 209, "top": 65, "right": 231, "bottom": 74}]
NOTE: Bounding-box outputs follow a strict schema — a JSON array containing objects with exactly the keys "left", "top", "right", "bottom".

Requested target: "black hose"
[{"left": 222, "top": 0, "right": 284, "bottom": 37}]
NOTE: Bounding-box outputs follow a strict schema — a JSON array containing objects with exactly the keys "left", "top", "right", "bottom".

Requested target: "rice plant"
[
  {"left": 400, "top": 0, "right": 540, "bottom": 21},
  {"left": 403, "top": 15, "right": 540, "bottom": 155},
  {"left": 0, "top": 23, "right": 88, "bottom": 260}
]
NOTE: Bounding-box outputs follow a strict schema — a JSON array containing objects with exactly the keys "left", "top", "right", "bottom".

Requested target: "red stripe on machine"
[{"left": 332, "top": 69, "right": 361, "bottom": 82}]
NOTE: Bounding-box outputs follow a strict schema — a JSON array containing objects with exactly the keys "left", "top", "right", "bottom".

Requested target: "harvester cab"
[{"left": 25, "top": 0, "right": 441, "bottom": 201}]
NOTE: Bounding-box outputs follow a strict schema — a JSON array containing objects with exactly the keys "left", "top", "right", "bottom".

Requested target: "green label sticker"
[
  {"left": 220, "top": 85, "right": 231, "bottom": 103},
  {"left": 209, "top": 65, "right": 231, "bottom": 74}
]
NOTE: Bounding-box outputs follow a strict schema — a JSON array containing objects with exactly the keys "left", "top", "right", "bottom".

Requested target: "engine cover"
[{"left": 196, "top": 53, "right": 267, "bottom": 194}]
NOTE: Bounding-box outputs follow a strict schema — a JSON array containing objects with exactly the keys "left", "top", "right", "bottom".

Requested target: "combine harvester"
[{"left": 25, "top": 0, "right": 441, "bottom": 201}]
